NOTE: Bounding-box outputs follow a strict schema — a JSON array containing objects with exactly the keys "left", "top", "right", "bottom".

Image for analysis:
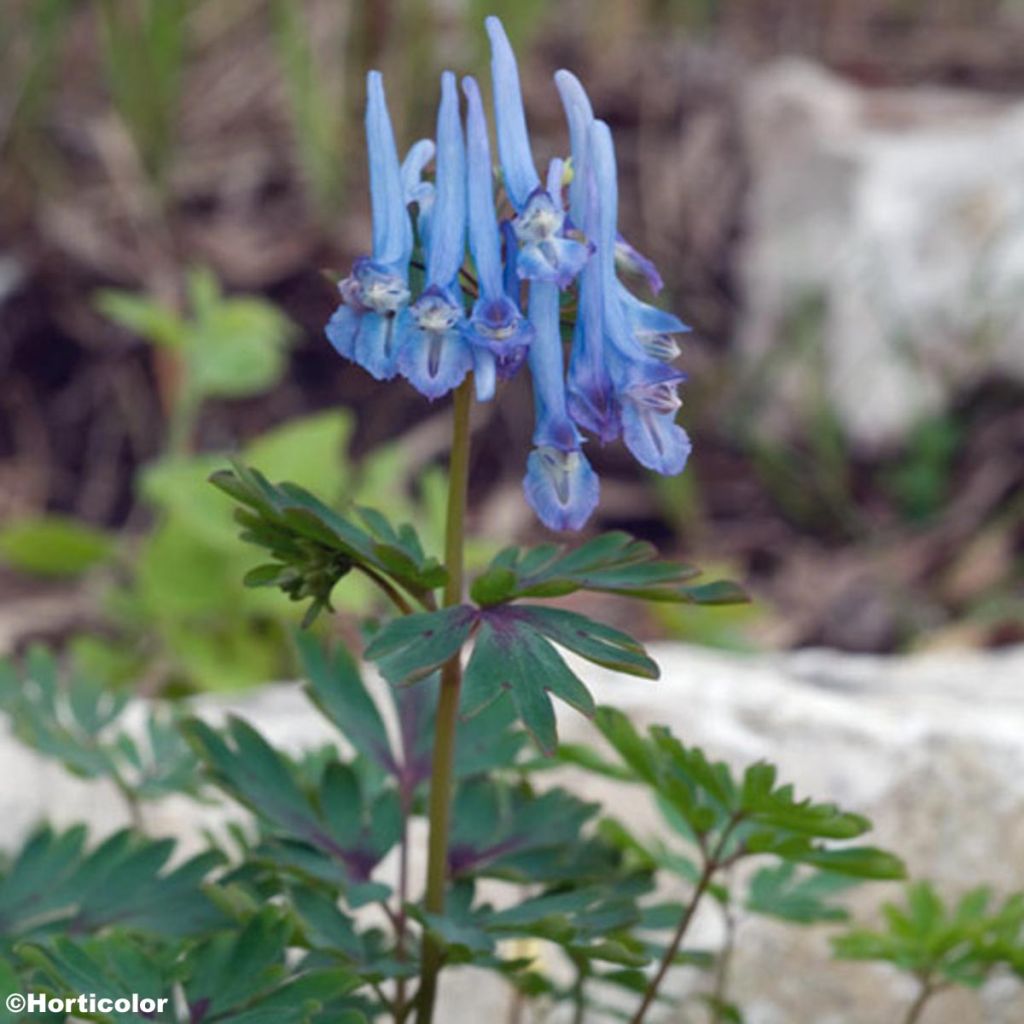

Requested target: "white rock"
[
  {"left": 4, "top": 643, "right": 1024, "bottom": 1022},
  {"left": 740, "top": 59, "right": 1024, "bottom": 445}
]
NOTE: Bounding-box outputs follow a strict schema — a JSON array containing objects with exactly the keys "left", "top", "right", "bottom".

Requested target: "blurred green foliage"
[
  {"left": 0, "top": 517, "right": 114, "bottom": 578},
  {"left": 882, "top": 414, "right": 962, "bottom": 524},
  {"left": 0, "top": 268, "right": 469, "bottom": 693},
  {"left": 97, "top": 267, "right": 297, "bottom": 452},
  {"left": 835, "top": 882, "right": 1024, "bottom": 1020},
  {"left": 97, "top": 0, "right": 188, "bottom": 189}
]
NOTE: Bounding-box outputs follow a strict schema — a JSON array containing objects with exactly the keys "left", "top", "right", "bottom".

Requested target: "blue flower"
[
  {"left": 486, "top": 17, "right": 590, "bottom": 289},
  {"left": 326, "top": 71, "right": 414, "bottom": 380},
  {"left": 522, "top": 280, "right": 599, "bottom": 531},
  {"left": 556, "top": 70, "right": 619, "bottom": 441},
  {"left": 461, "top": 74, "right": 533, "bottom": 402},
  {"left": 396, "top": 71, "right": 474, "bottom": 400},
  {"left": 591, "top": 118, "right": 691, "bottom": 474},
  {"left": 617, "top": 281, "right": 690, "bottom": 362}
]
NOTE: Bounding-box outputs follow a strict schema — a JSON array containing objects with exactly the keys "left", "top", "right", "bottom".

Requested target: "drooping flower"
[
  {"left": 461, "top": 74, "right": 533, "bottom": 402},
  {"left": 486, "top": 16, "right": 590, "bottom": 288},
  {"left": 591, "top": 118, "right": 691, "bottom": 474},
  {"left": 396, "top": 71, "right": 474, "bottom": 400},
  {"left": 326, "top": 71, "right": 414, "bottom": 380},
  {"left": 324, "top": 16, "right": 693, "bottom": 533},
  {"left": 523, "top": 279, "right": 599, "bottom": 531},
  {"left": 556, "top": 69, "right": 619, "bottom": 441}
]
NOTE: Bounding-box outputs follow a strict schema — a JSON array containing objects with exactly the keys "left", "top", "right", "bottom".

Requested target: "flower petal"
[
  {"left": 402, "top": 138, "right": 436, "bottom": 246},
  {"left": 620, "top": 402, "right": 691, "bottom": 476},
  {"left": 485, "top": 16, "right": 540, "bottom": 211},
  {"left": 462, "top": 75, "right": 505, "bottom": 299},
  {"left": 517, "top": 234, "right": 591, "bottom": 289},
  {"left": 397, "top": 325, "right": 473, "bottom": 400},
  {"left": 397, "top": 285, "right": 471, "bottom": 399},
  {"left": 524, "top": 446, "right": 599, "bottom": 531},
  {"left": 615, "top": 235, "right": 664, "bottom": 295},
  {"left": 325, "top": 304, "right": 362, "bottom": 361},
  {"left": 366, "top": 71, "right": 413, "bottom": 268},
  {"left": 427, "top": 71, "right": 466, "bottom": 288},
  {"left": 554, "top": 69, "right": 595, "bottom": 222},
  {"left": 355, "top": 309, "right": 408, "bottom": 380}
]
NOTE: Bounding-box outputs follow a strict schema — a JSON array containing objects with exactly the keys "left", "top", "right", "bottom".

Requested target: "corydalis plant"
[
  {"left": 205, "top": 16, "right": 902, "bottom": 1024},
  {"left": 326, "top": 16, "right": 690, "bottom": 532}
]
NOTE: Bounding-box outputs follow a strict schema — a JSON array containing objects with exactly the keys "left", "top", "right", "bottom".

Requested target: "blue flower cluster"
[{"left": 326, "top": 17, "right": 691, "bottom": 531}]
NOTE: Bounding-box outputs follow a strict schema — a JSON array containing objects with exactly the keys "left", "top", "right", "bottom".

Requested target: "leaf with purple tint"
[
  {"left": 447, "top": 777, "right": 599, "bottom": 882},
  {"left": 184, "top": 717, "right": 401, "bottom": 903},
  {"left": 461, "top": 609, "right": 594, "bottom": 755},
  {"left": 363, "top": 605, "right": 476, "bottom": 685}
]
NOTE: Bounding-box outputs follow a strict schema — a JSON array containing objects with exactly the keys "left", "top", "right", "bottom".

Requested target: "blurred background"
[{"left": 0, "top": 0, "right": 1021, "bottom": 695}]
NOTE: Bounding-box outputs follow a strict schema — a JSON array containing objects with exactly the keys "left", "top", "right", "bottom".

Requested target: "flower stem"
[{"left": 415, "top": 376, "right": 473, "bottom": 1024}]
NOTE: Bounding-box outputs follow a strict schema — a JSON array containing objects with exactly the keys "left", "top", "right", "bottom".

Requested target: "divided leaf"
[
  {"left": 184, "top": 717, "right": 400, "bottom": 903},
  {"left": 593, "top": 707, "right": 905, "bottom": 881},
  {"left": 833, "top": 882, "right": 1024, "bottom": 988},
  {"left": 0, "top": 648, "right": 202, "bottom": 802},
  {"left": 0, "top": 825, "right": 224, "bottom": 947},
  {"left": 210, "top": 462, "right": 446, "bottom": 623},
  {"left": 470, "top": 531, "right": 747, "bottom": 607}
]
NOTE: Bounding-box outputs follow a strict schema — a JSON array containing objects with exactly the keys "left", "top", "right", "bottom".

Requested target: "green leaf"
[
  {"left": 511, "top": 605, "right": 659, "bottom": 679},
  {"left": 0, "top": 649, "right": 201, "bottom": 800},
  {"left": 594, "top": 706, "right": 905, "bottom": 882},
  {"left": 364, "top": 606, "right": 476, "bottom": 686},
  {"left": 209, "top": 463, "right": 446, "bottom": 616},
  {"left": 833, "top": 881, "right": 1024, "bottom": 989},
  {"left": 95, "top": 288, "right": 184, "bottom": 347},
  {"left": 185, "top": 717, "right": 400, "bottom": 896},
  {"left": 0, "top": 825, "right": 224, "bottom": 944},
  {"left": 746, "top": 864, "right": 857, "bottom": 924},
  {"left": 461, "top": 609, "right": 596, "bottom": 755},
  {"left": 188, "top": 283, "right": 295, "bottom": 400},
  {"left": 471, "top": 531, "right": 748, "bottom": 606},
  {"left": 296, "top": 634, "right": 395, "bottom": 772},
  {"left": 448, "top": 778, "right": 601, "bottom": 883},
  {"left": 0, "top": 516, "right": 114, "bottom": 577}
]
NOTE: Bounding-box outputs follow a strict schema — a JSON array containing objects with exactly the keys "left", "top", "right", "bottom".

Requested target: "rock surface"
[
  {"left": 740, "top": 59, "right": 1024, "bottom": 446},
  {"left": 4, "top": 642, "right": 1024, "bottom": 1022}
]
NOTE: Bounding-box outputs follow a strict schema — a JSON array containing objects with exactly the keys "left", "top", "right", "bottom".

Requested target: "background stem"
[
  {"left": 903, "top": 979, "right": 936, "bottom": 1024},
  {"left": 415, "top": 377, "right": 473, "bottom": 1024}
]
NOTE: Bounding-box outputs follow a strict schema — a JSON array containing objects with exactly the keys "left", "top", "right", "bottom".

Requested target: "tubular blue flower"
[
  {"left": 553, "top": 69, "right": 593, "bottom": 224},
  {"left": 555, "top": 70, "right": 619, "bottom": 441},
  {"left": 486, "top": 17, "right": 590, "bottom": 288},
  {"left": 396, "top": 71, "right": 474, "bottom": 400},
  {"left": 326, "top": 71, "right": 413, "bottom": 380},
  {"left": 522, "top": 280, "right": 599, "bottom": 531},
  {"left": 591, "top": 118, "right": 691, "bottom": 474},
  {"left": 461, "top": 74, "right": 533, "bottom": 402}
]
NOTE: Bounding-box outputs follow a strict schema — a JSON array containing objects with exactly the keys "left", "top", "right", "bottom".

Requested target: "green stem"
[
  {"left": 415, "top": 378, "right": 473, "bottom": 1024},
  {"left": 630, "top": 860, "right": 716, "bottom": 1024},
  {"left": 903, "top": 978, "right": 937, "bottom": 1024},
  {"left": 630, "top": 819, "right": 742, "bottom": 1024}
]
